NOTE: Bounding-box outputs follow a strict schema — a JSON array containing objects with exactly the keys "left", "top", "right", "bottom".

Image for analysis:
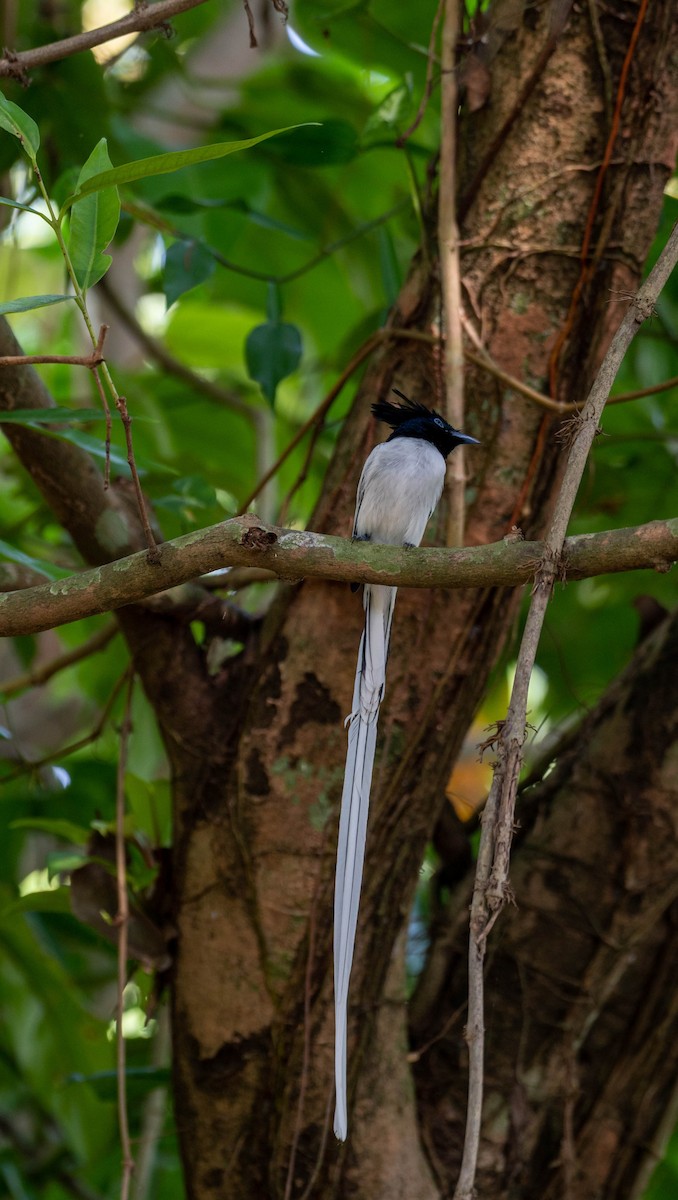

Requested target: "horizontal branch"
[
  {"left": 0, "top": 324, "right": 107, "bottom": 369},
  {"left": 0, "top": 513, "right": 675, "bottom": 637},
  {"left": 0, "top": 0, "right": 211, "bottom": 78}
]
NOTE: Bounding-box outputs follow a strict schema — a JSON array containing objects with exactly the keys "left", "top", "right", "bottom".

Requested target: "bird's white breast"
[{"left": 354, "top": 437, "right": 445, "bottom": 547}]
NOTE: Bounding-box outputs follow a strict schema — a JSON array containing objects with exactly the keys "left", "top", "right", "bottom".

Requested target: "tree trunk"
[
  {"left": 412, "top": 606, "right": 678, "bottom": 1200},
  {"left": 0, "top": 1, "right": 676, "bottom": 1197},
  {"left": 167, "top": 3, "right": 678, "bottom": 1197}
]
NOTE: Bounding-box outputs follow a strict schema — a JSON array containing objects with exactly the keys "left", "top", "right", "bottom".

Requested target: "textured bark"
[
  {"left": 1, "top": 1, "right": 676, "bottom": 1198},
  {"left": 412, "top": 607, "right": 678, "bottom": 1200},
  {"left": 170, "top": 3, "right": 678, "bottom": 1198}
]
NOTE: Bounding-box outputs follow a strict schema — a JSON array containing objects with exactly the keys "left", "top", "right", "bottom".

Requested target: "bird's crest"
[{"left": 372, "top": 388, "right": 445, "bottom": 430}]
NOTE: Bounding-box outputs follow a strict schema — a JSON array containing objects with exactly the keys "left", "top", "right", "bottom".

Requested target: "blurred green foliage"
[{"left": 0, "top": 2, "right": 675, "bottom": 1198}]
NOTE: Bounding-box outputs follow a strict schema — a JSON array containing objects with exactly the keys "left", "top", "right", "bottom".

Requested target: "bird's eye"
[{"left": 434, "top": 417, "right": 445, "bottom": 428}]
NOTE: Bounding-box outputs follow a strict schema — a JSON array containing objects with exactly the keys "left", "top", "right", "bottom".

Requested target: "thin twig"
[
  {"left": 284, "top": 840, "right": 325, "bottom": 1200},
  {"left": 114, "top": 395, "right": 160, "bottom": 562},
  {"left": 115, "top": 670, "right": 135, "bottom": 1200},
  {"left": 453, "top": 220, "right": 678, "bottom": 1200},
  {"left": 0, "top": 620, "right": 117, "bottom": 697},
  {"left": 0, "top": 347, "right": 104, "bottom": 367},
  {"left": 408, "top": 998, "right": 467, "bottom": 1064},
  {"left": 0, "top": 665, "right": 129, "bottom": 780},
  {"left": 121, "top": 196, "right": 409, "bottom": 288},
  {"left": 277, "top": 420, "right": 320, "bottom": 527},
  {"left": 238, "top": 331, "right": 383, "bottom": 513},
  {"left": 131, "top": 1006, "right": 171, "bottom": 1200},
  {"left": 242, "top": 0, "right": 258, "bottom": 47},
  {"left": 297, "top": 1091, "right": 334, "bottom": 1200},
  {"left": 388, "top": 324, "right": 677, "bottom": 411},
  {"left": 91, "top": 365, "right": 113, "bottom": 490},
  {"left": 0, "top": 0, "right": 210, "bottom": 78},
  {"left": 30, "top": 176, "right": 156, "bottom": 561},
  {"left": 396, "top": 0, "right": 444, "bottom": 147},
  {"left": 438, "top": 0, "right": 466, "bottom": 548},
  {"left": 609, "top": 374, "right": 678, "bottom": 403}
]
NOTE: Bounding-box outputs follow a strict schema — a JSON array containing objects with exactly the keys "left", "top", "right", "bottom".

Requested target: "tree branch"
[
  {"left": 454, "top": 217, "right": 678, "bottom": 1200},
  {"left": 0, "top": 620, "right": 118, "bottom": 697},
  {"left": 115, "top": 673, "right": 135, "bottom": 1200},
  {"left": 0, "top": 327, "right": 106, "bottom": 368},
  {"left": 0, "top": 513, "right": 675, "bottom": 637},
  {"left": 0, "top": 0, "right": 212, "bottom": 79}
]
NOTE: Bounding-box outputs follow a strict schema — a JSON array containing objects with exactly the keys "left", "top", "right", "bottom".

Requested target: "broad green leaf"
[
  {"left": 0, "top": 407, "right": 103, "bottom": 424},
  {"left": 164, "top": 238, "right": 215, "bottom": 306},
  {"left": 0, "top": 538, "right": 70, "bottom": 581},
  {"left": 0, "top": 92, "right": 40, "bottom": 162},
  {"left": 60, "top": 124, "right": 319, "bottom": 212},
  {"left": 0, "top": 293, "right": 73, "bottom": 315},
  {"left": 68, "top": 139, "right": 121, "bottom": 291},
  {"left": 245, "top": 320, "right": 303, "bottom": 406},
  {"left": 10, "top": 818, "right": 91, "bottom": 844}
]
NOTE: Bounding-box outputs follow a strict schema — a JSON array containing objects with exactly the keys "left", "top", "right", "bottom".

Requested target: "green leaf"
[
  {"left": 245, "top": 320, "right": 303, "bottom": 407},
  {"left": 0, "top": 92, "right": 40, "bottom": 162},
  {"left": 0, "top": 293, "right": 73, "bottom": 315},
  {"left": 164, "top": 238, "right": 215, "bottom": 306},
  {"left": 10, "top": 818, "right": 91, "bottom": 844},
  {"left": 68, "top": 139, "right": 121, "bottom": 291},
  {"left": 0, "top": 407, "right": 103, "bottom": 424},
  {"left": 61, "top": 124, "right": 320, "bottom": 213},
  {"left": 0, "top": 538, "right": 70, "bottom": 581}
]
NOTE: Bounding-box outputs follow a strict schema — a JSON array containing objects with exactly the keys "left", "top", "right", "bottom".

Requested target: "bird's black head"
[{"left": 372, "top": 388, "right": 480, "bottom": 460}]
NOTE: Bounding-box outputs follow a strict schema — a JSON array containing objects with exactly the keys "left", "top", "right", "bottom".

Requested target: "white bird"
[{"left": 333, "top": 389, "right": 479, "bottom": 1140}]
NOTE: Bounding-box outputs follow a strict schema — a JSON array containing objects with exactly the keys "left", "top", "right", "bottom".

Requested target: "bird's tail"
[{"left": 334, "top": 583, "right": 396, "bottom": 1141}]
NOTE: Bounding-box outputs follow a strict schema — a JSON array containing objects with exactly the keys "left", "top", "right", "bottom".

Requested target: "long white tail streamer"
[{"left": 333, "top": 582, "right": 395, "bottom": 1141}]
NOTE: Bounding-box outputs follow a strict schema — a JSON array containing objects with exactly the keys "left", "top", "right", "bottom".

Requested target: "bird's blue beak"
[{"left": 457, "top": 433, "right": 481, "bottom": 445}]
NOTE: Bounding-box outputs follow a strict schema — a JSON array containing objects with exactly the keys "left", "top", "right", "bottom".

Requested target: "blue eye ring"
[{"left": 434, "top": 416, "right": 445, "bottom": 428}]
